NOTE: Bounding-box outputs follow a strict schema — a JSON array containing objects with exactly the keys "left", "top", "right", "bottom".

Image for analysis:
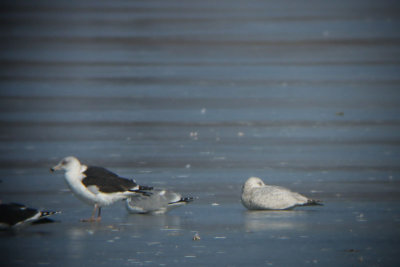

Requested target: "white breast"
[{"left": 64, "top": 171, "right": 98, "bottom": 205}]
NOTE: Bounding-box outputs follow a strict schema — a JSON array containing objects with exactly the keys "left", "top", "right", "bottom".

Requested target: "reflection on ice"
[
  {"left": 67, "top": 226, "right": 90, "bottom": 260},
  {"left": 123, "top": 213, "right": 183, "bottom": 231},
  {"left": 65, "top": 223, "right": 126, "bottom": 260},
  {"left": 244, "top": 210, "right": 308, "bottom": 232}
]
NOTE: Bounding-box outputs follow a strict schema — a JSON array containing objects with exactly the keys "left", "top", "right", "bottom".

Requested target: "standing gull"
[
  {"left": 125, "top": 190, "right": 193, "bottom": 215},
  {"left": 0, "top": 203, "right": 59, "bottom": 229},
  {"left": 51, "top": 156, "right": 153, "bottom": 222},
  {"left": 241, "top": 177, "right": 322, "bottom": 210}
]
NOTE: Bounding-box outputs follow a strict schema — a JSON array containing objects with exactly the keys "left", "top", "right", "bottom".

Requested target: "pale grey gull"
[
  {"left": 126, "top": 190, "right": 193, "bottom": 215},
  {"left": 241, "top": 177, "right": 322, "bottom": 210}
]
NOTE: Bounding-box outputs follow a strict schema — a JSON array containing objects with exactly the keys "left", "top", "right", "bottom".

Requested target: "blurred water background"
[{"left": 0, "top": 0, "right": 400, "bottom": 266}]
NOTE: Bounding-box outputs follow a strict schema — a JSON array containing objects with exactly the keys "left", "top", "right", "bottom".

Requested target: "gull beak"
[{"left": 50, "top": 163, "right": 62, "bottom": 172}]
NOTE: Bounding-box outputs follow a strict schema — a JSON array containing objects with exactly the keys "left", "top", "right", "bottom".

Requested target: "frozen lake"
[{"left": 1, "top": 0, "right": 400, "bottom": 266}]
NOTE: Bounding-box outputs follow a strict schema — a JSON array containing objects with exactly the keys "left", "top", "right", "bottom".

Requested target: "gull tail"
[
  {"left": 168, "top": 196, "right": 194, "bottom": 206},
  {"left": 129, "top": 185, "right": 153, "bottom": 196}
]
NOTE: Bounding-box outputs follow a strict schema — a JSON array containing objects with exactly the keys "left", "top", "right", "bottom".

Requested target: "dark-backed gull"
[
  {"left": 0, "top": 203, "right": 59, "bottom": 229},
  {"left": 241, "top": 177, "right": 323, "bottom": 210},
  {"left": 50, "top": 156, "right": 153, "bottom": 222},
  {"left": 125, "top": 190, "right": 193, "bottom": 215}
]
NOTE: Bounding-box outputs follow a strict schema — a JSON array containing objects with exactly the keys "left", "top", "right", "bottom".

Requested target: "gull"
[
  {"left": 125, "top": 190, "right": 193, "bottom": 215},
  {"left": 0, "top": 202, "right": 59, "bottom": 229},
  {"left": 50, "top": 156, "right": 153, "bottom": 222},
  {"left": 241, "top": 177, "right": 323, "bottom": 210}
]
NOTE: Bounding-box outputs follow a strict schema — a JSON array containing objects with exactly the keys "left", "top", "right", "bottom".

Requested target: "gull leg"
[
  {"left": 96, "top": 207, "right": 102, "bottom": 222},
  {"left": 81, "top": 204, "right": 98, "bottom": 222}
]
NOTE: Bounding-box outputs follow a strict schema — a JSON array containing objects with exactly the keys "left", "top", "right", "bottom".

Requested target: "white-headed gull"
[
  {"left": 241, "top": 177, "right": 322, "bottom": 210},
  {"left": 125, "top": 190, "right": 193, "bottom": 215},
  {"left": 51, "top": 156, "right": 153, "bottom": 222}
]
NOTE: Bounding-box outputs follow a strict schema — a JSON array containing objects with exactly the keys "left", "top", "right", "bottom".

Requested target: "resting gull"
[
  {"left": 51, "top": 156, "right": 153, "bottom": 222},
  {"left": 0, "top": 202, "right": 59, "bottom": 229},
  {"left": 125, "top": 190, "right": 193, "bottom": 215},
  {"left": 241, "top": 177, "right": 322, "bottom": 210}
]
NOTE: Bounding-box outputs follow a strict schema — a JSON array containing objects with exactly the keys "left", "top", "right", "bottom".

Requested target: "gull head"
[
  {"left": 50, "top": 156, "right": 81, "bottom": 173},
  {"left": 243, "top": 177, "right": 266, "bottom": 191}
]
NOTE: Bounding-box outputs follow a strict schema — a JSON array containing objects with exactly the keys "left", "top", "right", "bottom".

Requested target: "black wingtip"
[
  {"left": 306, "top": 199, "right": 323, "bottom": 206},
  {"left": 138, "top": 185, "right": 153, "bottom": 191},
  {"left": 40, "top": 211, "right": 61, "bottom": 218},
  {"left": 181, "top": 197, "right": 194, "bottom": 203},
  {"left": 169, "top": 196, "right": 194, "bottom": 205}
]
